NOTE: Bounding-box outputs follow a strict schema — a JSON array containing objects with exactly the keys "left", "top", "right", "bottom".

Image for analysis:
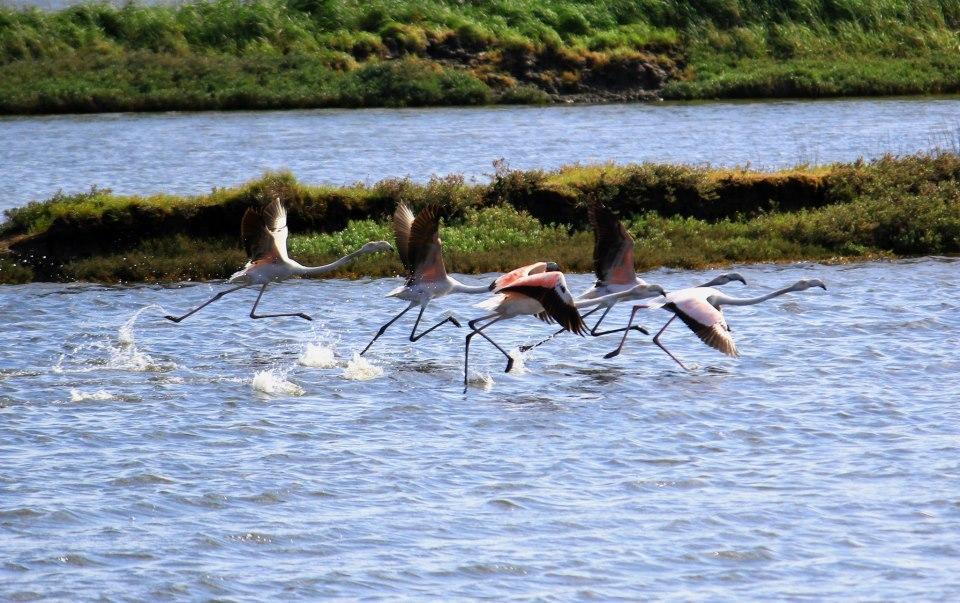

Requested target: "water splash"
[
  {"left": 298, "top": 343, "right": 338, "bottom": 368},
  {"left": 507, "top": 349, "right": 527, "bottom": 374},
  {"left": 108, "top": 305, "right": 176, "bottom": 372},
  {"left": 69, "top": 389, "right": 115, "bottom": 402},
  {"left": 342, "top": 353, "right": 383, "bottom": 381},
  {"left": 251, "top": 369, "right": 305, "bottom": 396}
]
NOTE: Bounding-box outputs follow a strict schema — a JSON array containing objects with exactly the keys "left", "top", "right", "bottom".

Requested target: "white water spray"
[{"left": 342, "top": 353, "right": 383, "bottom": 380}]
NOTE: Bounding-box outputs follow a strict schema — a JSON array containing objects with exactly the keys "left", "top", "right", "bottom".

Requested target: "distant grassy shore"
[
  {"left": 2, "top": 0, "right": 960, "bottom": 113},
  {"left": 1, "top": 153, "right": 959, "bottom": 284}
]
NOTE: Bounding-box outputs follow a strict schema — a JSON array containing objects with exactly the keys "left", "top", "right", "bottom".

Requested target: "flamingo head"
[
  {"left": 794, "top": 278, "right": 827, "bottom": 291},
  {"left": 710, "top": 272, "right": 747, "bottom": 286},
  {"left": 544, "top": 261, "right": 561, "bottom": 272},
  {"left": 643, "top": 284, "right": 667, "bottom": 298},
  {"left": 361, "top": 241, "right": 394, "bottom": 254}
]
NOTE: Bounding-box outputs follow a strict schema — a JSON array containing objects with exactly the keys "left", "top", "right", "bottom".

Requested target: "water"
[
  {"left": 2, "top": 97, "right": 959, "bottom": 213},
  {"left": 2, "top": 258, "right": 959, "bottom": 599}
]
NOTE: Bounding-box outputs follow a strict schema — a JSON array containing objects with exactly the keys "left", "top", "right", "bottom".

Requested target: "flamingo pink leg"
[
  {"left": 360, "top": 303, "right": 415, "bottom": 355},
  {"left": 603, "top": 304, "right": 649, "bottom": 359},
  {"left": 409, "top": 305, "right": 462, "bottom": 342},
  {"left": 164, "top": 285, "right": 247, "bottom": 323},
  {"left": 519, "top": 307, "right": 600, "bottom": 352},
  {"left": 249, "top": 283, "right": 312, "bottom": 321},
  {"left": 651, "top": 315, "right": 690, "bottom": 371}
]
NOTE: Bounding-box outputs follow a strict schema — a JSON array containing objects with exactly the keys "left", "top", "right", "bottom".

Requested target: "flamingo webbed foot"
[
  {"left": 449, "top": 317, "right": 462, "bottom": 328},
  {"left": 163, "top": 315, "right": 182, "bottom": 323},
  {"left": 518, "top": 344, "right": 533, "bottom": 353},
  {"left": 504, "top": 357, "right": 515, "bottom": 373},
  {"left": 298, "top": 313, "right": 313, "bottom": 321},
  {"left": 603, "top": 349, "right": 621, "bottom": 359},
  {"left": 636, "top": 325, "right": 650, "bottom": 335}
]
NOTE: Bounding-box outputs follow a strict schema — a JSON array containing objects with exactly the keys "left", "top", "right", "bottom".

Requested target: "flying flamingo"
[
  {"left": 164, "top": 197, "right": 392, "bottom": 323},
  {"left": 604, "top": 278, "right": 828, "bottom": 368},
  {"left": 520, "top": 199, "right": 747, "bottom": 351},
  {"left": 465, "top": 268, "right": 664, "bottom": 390},
  {"left": 360, "top": 203, "right": 493, "bottom": 355}
]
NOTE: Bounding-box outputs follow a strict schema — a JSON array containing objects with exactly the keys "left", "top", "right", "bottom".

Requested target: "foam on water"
[
  {"left": 467, "top": 372, "right": 494, "bottom": 391},
  {"left": 342, "top": 353, "right": 383, "bottom": 380},
  {"left": 69, "top": 389, "right": 115, "bottom": 402},
  {"left": 298, "top": 343, "right": 338, "bottom": 368},
  {"left": 251, "top": 369, "right": 305, "bottom": 396}
]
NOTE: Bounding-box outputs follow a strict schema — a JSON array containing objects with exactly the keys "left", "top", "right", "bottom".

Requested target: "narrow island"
[{"left": 1, "top": 152, "right": 958, "bottom": 284}]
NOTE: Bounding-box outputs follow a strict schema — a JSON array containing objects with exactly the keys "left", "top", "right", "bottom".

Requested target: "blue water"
[
  {"left": 2, "top": 259, "right": 959, "bottom": 599},
  {"left": 2, "top": 97, "right": 959, "bottom": 213}
]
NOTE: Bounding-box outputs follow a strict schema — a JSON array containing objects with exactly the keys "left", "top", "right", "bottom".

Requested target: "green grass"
[
  {"left": 2, "top": 0, "right": 959, "bottom": 113},
  {"left": 2, "top": 153, "right": 959, "bottom": 284}
]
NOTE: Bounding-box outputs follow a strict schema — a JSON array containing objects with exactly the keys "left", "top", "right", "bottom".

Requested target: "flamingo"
[
  {"left": 359, "top": 203, "right": 493, "bottom": 355},
  {"left": 520, "top": 198, "right": 747, "bottom": 351},
  {"left": 164, "top": 197, "right": 392, "bottom": 323},
  {"left": 604, "top": 278, "right": 828, "bottom": 368},
  {"left": 464, "top": 268, "right": 664, "bottom": 391}
]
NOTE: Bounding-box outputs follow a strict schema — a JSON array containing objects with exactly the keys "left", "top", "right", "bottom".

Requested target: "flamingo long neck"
[
  {"left": 710, "top": 282, "right": 804, "bottom": 307},
  {"left": 448, "top": 277, "right": 492, "bottom": 294},
  {"left": 291, "top": 248, "right": 366, "bottom": 276},
  {"left": 574, "top": 288, "right": 634, "bottom": 308}
]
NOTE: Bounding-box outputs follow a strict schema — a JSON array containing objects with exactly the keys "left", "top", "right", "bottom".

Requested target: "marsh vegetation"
[
  {"left": 2, "top": 0, "right": 959, "bottom": 113},
  {"left": 2, "top": 153, "right": 958, "bottom": 283}
]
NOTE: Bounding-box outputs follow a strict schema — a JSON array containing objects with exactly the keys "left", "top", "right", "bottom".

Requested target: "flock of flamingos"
[{"left": 163, "top": 199, "right": 827, "bottom": 390}]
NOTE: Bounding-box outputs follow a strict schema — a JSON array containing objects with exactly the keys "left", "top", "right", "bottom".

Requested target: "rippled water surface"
[
  {"left": 2, "top": 97, "right": 960, "bottom": 212},
  {"left": 2, "top": 259, "right": 959, "bottom": 599}
]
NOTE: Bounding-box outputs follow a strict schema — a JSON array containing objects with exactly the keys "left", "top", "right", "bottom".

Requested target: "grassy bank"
[
  {"left": 1, "top": 0, "right": 959, "bottom": 113},
  {"left": 2, "top": 153, "right": 959, "bottom": 284}
]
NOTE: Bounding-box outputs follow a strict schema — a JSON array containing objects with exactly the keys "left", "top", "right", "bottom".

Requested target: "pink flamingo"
[
  {"left": 464, "top": 268, "right": 664, "bottom": 390},
  {"left": 360, "top": 203, "right": 492, "bottom": 355},
  {"left": 521, "top": 199, "right": 746, "bottom": 350},
  {"left": 164, "top": 198, "right": 392, "bottom": 323},
  {"left": 604, "top": 278, "right": 828, "bottom": 368}
]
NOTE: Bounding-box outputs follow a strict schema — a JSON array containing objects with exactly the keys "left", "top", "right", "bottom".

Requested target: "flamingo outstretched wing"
[
  {"left": 392, "top": 204, "right": 416, "bottom": 272},
  {"left": 667, "top": 295, "right": 739, "bottom": 357},
  {"left": 589, "top": 200, "right": 636, "bottom": 286},
  {"left": 241, "top": 197, "right": 288, "bottom": 262},
  {"left": 491, "top": 261, "right": 553, "bottom": 292},
  {"left": 500, "top": 272, "right": 586, "bottom": 335},
  {"left": 407, "top": 204, "right": 448, "bottom": 283}
]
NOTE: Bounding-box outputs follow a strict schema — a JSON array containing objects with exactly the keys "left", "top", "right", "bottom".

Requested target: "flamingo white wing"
[
  {"left": 392, "top": 203, "right": 415, "bottom": 271},
  {"left": 263, "top": 198, "right": 290, "bottom": 261},
  {"left": 668, "top": 295, "right": 739, "bottom": 357},
  {"left": 240, "top": 198, "right": 287, "bottom": 262}
]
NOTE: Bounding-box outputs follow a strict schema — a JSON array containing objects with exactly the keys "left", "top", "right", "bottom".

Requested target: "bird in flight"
[{"left": 164, "top": 197, "right": 392, "bottom": 323}]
